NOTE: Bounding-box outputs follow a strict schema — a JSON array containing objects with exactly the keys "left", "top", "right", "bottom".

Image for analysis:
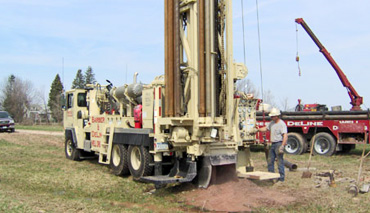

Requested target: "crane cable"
[
  {"left": 240, "top": 0, "right": 267, "bottom": 149},
  {"left": 296, "top": 23, "right": 302, "bottom": 76},
  {"left": 255, "top": 0, "right": 268, "bottom": 158},
  {"left": 241, "top": 0, "right": 247, "bottom": 66},
  {"left": 255, "top": 0, "right": 264, "bottom": 105},
  {"left": 240, "top": 0, "right": 264, "bottom": 102}
]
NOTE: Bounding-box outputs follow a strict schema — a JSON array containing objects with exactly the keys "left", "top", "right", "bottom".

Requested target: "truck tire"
[
  {"left": 110, "top": 144, "right": 129, "bottom": 176},
  {"left": 128, "top": 145, "right": 153, "bottom": 180},
  {"left": 285, "top": 133, "right": 307, "bottom": 155},
  {"left": 65, "top": 138, "right": 81, "bottom": 161},
  {"left": 312, "top": 132, "right": 336, "bottom": 156}
]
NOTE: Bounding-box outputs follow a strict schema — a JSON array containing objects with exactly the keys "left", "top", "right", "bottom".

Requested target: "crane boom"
[{"left": 295, "top": 18, "right": 363, "bottom": 111}]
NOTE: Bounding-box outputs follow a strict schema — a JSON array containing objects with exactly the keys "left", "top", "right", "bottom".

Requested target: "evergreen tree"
[
  {"left": 2, "top": 75, "right": 16, "bottom": 112},
  {"left": 85, "top": 66, "right": 96, "bottom": 85},
  {"left": 48, "top": 74, "right": 64, "bottom": 122},
  {"left": 71, "top": 69, "right": 85, "bottom": 89}
]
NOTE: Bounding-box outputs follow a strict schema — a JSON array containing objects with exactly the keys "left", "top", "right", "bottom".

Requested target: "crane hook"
[{"left": 296, "top": 23, "right": 301, "bottom": 76}]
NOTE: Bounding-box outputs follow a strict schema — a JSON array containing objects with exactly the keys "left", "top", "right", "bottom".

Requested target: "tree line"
[
  {"left": 0, "top": 66, "right": 96, "bottom": 123},
  {"left": 1, "top": 67, "right": 292, "bottom": 123},
  {"left": 236, "top": 78, "right": 292, "bottom": 111}
]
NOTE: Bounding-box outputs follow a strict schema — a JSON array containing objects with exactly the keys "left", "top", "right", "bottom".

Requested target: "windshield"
[{"left": 0, "top": 112, "right": 10, "bottom": 119}]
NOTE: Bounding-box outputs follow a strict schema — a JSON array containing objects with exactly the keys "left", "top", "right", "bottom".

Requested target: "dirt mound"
[{"left": 184, "top": 179, "right": 296, "bottom": 212}]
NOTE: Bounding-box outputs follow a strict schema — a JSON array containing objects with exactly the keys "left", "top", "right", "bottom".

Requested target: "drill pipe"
[
  {"left": 164, "top": 0, "right": 168, "bottom": 116},
  {"left": 213, "top": 0, "right": 220, "bottom": 116},
  {"left": 198, "top": 0, "right": 206, "bottom": 117},
  {"left": 284, "top": 160, "right": 298, "bottom": 171},
  {"left": 174, "top": 0, "right": 182, "bottom": 117},
  {"left": 205, "top": 0, "right": 212, "bottom": 117},
  {"left": 165, "top": 0, "right": 174, "bottom": 117}
]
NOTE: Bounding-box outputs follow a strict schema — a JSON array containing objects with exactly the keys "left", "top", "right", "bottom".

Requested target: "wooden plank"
[{"left": 238, "top": 171, "right": 280, "bottom": 180}]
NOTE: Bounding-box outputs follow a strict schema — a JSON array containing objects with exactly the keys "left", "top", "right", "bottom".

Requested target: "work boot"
[{"left": 273, "top": 180, "right": 285, "bottom": 187}]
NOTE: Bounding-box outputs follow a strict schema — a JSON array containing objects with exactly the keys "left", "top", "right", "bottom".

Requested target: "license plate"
[{"left": 155, "top": 142, "right": 169, "bottom": 151}]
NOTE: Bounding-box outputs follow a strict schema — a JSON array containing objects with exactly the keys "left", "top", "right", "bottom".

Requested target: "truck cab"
[{"left": 64, "top": 89, "right": 89, "bottom": 154}]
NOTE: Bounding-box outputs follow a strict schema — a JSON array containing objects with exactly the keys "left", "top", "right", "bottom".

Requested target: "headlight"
[{"left": 9, "top": 119, "right": 14, "bottom": 124}]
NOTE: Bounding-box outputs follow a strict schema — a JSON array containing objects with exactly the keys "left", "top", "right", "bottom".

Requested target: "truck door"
[
  {"left": 64, "top": 92, "right": 75, "bottom": 128},
  {"left": 63, "top": 91, "right": 88, "bottom": 149},
  {"left": 75, "top": 92, "right": 88, "bottom": 148}
]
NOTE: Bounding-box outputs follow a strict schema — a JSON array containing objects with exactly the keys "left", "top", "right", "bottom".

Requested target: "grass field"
[
  {"left": 15, "top": 124, "right": 63, "bottom": 132},
  {"left": 1, "top": 132, "right": 370, "bottom": 212},
  {"left": 0, "top": 133, "right": 187, "bottom": 212},
  {"left": 251, "top": 144, "right": 370, "bottom": 213}
]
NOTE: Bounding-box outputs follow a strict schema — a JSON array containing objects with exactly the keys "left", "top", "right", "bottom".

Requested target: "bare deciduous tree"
[
  {"left": 279, "top": 97, "right": 290, "bottom": 111},
  {"left": 0, "top": 75, "right": 36, "bottom": 122},
  {"left": 236, "top": 79, "right": 260, "bottom": 98},
  {"left": 263, "top": 89, "right": 277, "bottom": 108},
  {"left": 37, "top": 87, "right": 50, "bottom": 123}
]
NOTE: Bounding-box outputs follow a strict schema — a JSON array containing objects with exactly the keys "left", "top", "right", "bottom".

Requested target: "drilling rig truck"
[{"left": 64, "top": 0, "right": 258, "bottom": 188}]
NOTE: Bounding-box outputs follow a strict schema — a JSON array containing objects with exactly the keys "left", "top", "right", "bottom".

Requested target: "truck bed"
[{"left": 257, "top": 110, "right": 370, "bottom": 121}]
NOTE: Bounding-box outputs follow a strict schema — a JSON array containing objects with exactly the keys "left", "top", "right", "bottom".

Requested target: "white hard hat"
[{"left": 269, "top": 108, "right": 281, "bottom": 117}]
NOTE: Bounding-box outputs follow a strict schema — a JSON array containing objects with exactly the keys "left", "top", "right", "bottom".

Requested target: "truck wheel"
[
  {"left": 128, "top": 145, "right": 153, "bottom": 180},
  {"left": 312, "top": 132, "right": 336, "bottom": 156},
  {"left": 285, "top": 133, "right": 307, "bottom": 155},
  {"left": 110, "top": 144, "right": 129, "bottom": 176},
  {"left": 65, "top": 138, "right": 81, "bottom": 161}
]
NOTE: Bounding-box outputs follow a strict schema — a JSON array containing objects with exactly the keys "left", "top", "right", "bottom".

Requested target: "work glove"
[
  {"left": 278, "top": 145, "right": 285, "bottom": 154},
  {"left": 251, "top": 127, "right": 259, "bottom": 134}
]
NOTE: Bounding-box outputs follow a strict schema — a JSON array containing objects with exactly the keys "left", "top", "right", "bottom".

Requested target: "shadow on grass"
[
  {"left": 344, "top": 149, "right": 370, "bottom": 156},
  {"left": 80, "top": 154, "right": 100, "bottom": 165}
]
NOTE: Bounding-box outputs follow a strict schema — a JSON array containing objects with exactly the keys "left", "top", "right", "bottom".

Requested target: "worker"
[{"left": 257, "top": 108, "right": 288, "bottom": 182}]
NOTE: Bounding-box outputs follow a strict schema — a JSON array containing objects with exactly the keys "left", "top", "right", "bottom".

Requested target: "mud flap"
[
  {"left": 197, "top": 154, "right": 237, "bottom": 188},
  {"left": 197, "top": 157, "right": 212, "bottom": 188}
]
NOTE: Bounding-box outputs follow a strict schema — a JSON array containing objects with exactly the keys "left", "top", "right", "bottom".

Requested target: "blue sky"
[{"left": 0, "top": 0, "right": 369, "bottom": 110}]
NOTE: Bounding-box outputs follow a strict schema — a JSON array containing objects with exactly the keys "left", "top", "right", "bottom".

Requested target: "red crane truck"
[
  {"left": 256, "top": 18, "right": 368, "bottom": 156},
  {"left": 257, "top": 110, "right": 369, "bottom": 156}
]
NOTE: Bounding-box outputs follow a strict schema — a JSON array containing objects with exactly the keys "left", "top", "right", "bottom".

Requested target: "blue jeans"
[{"left": 268, "top": 142, "right": 285, "bottom": 182}]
